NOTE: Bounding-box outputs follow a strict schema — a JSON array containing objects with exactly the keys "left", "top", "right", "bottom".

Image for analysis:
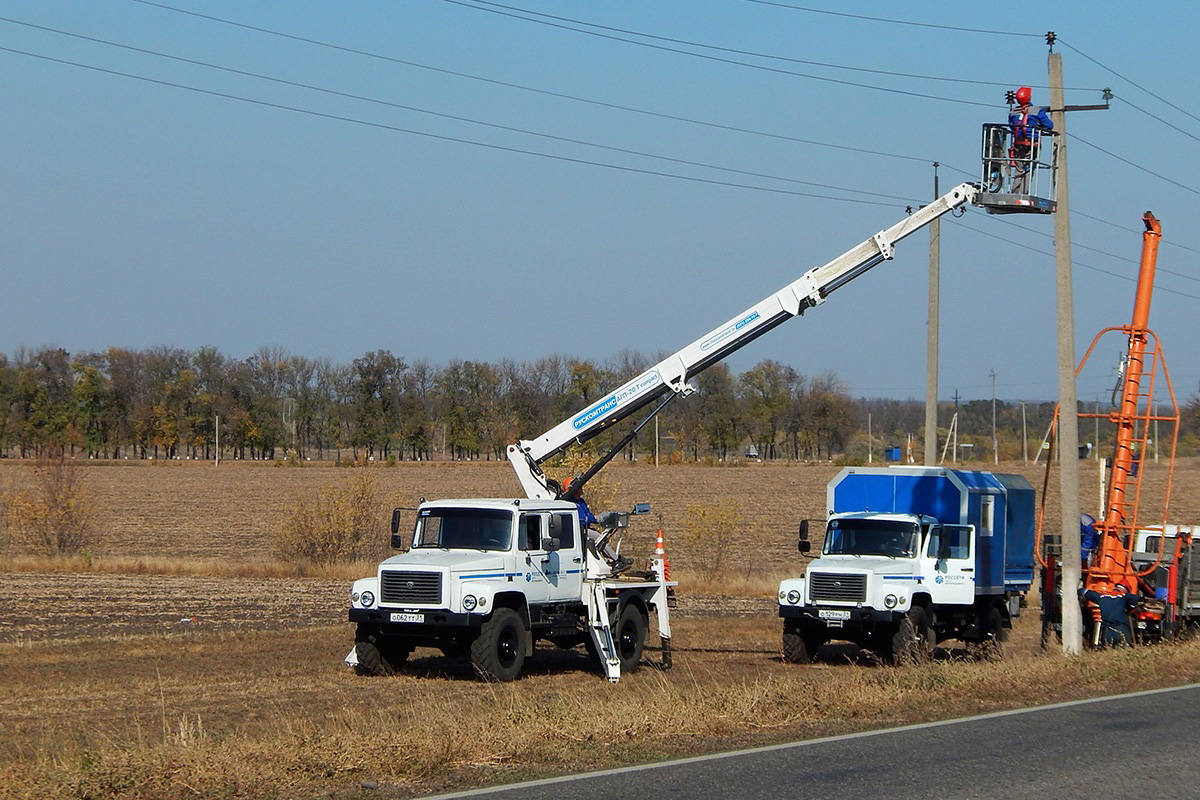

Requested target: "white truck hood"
[
  {"left": 808, "top": 556, "right": 919, "bottom": 575},
  {"left": 380, "top": 550, "right": 506, "bottom": 573}
]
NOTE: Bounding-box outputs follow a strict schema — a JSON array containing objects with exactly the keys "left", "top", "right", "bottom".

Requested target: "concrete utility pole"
[
  {"left": 925, "top": 163, "right": 941, "bottom": 466},
  {"left": 990, "top": 369, "right": 999, "bottom": 464},
  {"left": 1022, "top": 401, "right": 1028, "bottom": 465},
  {"left": 1049, "top": 44, "right": 1083, "bottom": 655}
]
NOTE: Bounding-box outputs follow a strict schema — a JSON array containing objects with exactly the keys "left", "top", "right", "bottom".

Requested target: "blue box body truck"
[{"left": 777, "top": 466, "right": 1035, "bottom": 664}]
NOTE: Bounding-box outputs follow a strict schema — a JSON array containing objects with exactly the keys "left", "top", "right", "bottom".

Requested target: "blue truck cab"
[{"left": 778, "top": 466, "right": 1035, "bottom": 664}]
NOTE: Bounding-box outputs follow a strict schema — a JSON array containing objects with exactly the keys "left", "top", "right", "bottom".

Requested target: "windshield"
[
  {"left": 413, "top": 508, "right": 513, "bottom": 551},
  {"left": 823, "top": 518, "right": 918, "bottom": 558}
]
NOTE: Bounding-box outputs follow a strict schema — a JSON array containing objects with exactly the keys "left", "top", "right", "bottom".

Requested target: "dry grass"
[
  {"left": 1, "top": 617, "right": 1198, "bottom": 800},
  {"left": 1, "top": 458, "right": 1199, "bottom": 798},
  {"left": 0, "top": 553, "right": 373, "bottom": 581}
]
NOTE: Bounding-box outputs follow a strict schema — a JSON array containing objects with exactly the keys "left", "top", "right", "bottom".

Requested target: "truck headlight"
[
  {"left": 359, "top": 590, "right": 375, "bottom": 608},
  {"left": 786, "top": 590, "right": 801, "bottom": 605},
  {"left": 884, "top": 594, "right": 898, "bottom": 609},
  {"left": 463, "top": 594, "right": 478, "bottom": 611},
  {"left": 778, "top": 590, "right": 787, "bottom": 601}
]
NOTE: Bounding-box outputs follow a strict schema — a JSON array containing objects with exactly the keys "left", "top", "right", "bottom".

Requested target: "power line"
[
  {"left": 0, "top": 44, "right": 906, "bottom": 207},
  {"left": 949, "top": 217, "right": 1200, "bottom": 302},
  {"left": 990, "top": 214, "right": 1200, "bottom": 285},
  {"left": 454, "top": 0, "right": 1073, "bottom": 91},
  {"left": 440, "top": 0, "right": 996, "bottom": 108},
  {"left": 1113, "top": 94, "right": 1200, "bottom": 144},
  {"left": 0, "top": 16, "right": 916, "bottom": 204},
  {"left": 1068, "top": 132, "right": 1200, "bottom": 197},
  {"left": 739, "top": 0, "right": 1041, "bottom": 38},
  {"left": 1059, "top": 38, "right": 1200, "bottom": 126},
  {"left": 126, "top": 0, "right": 971, "bottom": 173},
  {"left": 73, "top": 3, "right": 1200, "bottom": 252},
  {"left": 1073, "top": 209, "right": 1200, "bottom": 257}
]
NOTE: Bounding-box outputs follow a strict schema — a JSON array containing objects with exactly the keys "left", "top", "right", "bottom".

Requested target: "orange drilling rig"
[{"left": 1038, "top": 212, "right": 1196, "bottom": 646}]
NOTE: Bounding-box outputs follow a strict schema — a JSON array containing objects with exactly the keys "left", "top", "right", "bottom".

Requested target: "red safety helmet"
[
  {"left": 1015, "top": 86, "right": 1032, "bottom": 105},
  {"left": 1113, "top": 580, "right": 1132, "bottom": 593}
]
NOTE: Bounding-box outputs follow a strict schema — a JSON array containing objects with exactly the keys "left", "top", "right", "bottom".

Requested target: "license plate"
[
  {"left": 390, "top": 612, "right": 424, "bottom": 623},
  {"left": 818, "top": 609, "right": 851, "bottom": 621}
]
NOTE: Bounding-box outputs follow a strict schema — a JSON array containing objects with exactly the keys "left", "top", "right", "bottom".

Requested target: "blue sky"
[{"left": 2, "top": 1, "right": 1197, "bottom": 405}]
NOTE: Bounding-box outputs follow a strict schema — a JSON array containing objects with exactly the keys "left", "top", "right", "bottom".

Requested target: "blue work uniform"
[{"left": 1079, "top": 588, "right": 1139, "bottom": 646}]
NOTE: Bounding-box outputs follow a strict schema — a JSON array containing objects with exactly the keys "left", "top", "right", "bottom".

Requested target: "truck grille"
[
  {"left": 380, "top": 571, "right": 442, "bottom": 605},
  {"left": 810, "top": 572, "right": 866, "bottom": 603}
]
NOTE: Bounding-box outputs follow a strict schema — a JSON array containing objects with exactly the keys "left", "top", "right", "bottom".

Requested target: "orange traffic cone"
[{"left": 654, "top": 528, "right": 670, "bottom": 581}]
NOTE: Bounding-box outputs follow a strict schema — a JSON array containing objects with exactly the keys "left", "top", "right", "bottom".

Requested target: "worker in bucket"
[
  {"left": 1078, "top": 580, "right": 1140, "bottom": 647},
  {"left": 1009, "top": 86, "right": 1053, "bottom": 194}
]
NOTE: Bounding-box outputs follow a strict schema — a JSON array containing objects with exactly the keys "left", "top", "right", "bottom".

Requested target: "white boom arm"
[{"left": 507, "top": 183, "right": 979, "bottom": 499}]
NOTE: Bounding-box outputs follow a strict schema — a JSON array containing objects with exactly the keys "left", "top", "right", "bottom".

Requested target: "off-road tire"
[
  {"left": 968, "top": 605, "right": 1008, "bottom": 662},
  {"left": 353, "top": 627, "right": 410, "bottom": 677},
  {"left": 782, "top": 630, "right": 813, "bottom": 664},
  {"left": 470, "top": 608, "right": 528, "bottom": 682},
  {"left": 614, "top": 604, "right": 648, "bottom": 673},
  {"left": 781, "top": 623, "right": 823, "bottom": 664},
  {"left": 892, "top": 606, "right": 934, "bottom": 666}
]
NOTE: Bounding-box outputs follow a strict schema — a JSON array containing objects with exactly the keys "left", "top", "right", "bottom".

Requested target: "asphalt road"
[{"left": 422, "top": 684, "right": 1200, "bottom": 800}]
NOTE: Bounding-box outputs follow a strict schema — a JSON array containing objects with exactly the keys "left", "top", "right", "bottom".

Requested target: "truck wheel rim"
[{"left": 498, "top": 627, "right": 518, "bottom": 666}]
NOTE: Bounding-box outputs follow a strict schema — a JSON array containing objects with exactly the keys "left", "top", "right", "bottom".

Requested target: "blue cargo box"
[{"left": 828, "top": 466, "right": 1035, "bottom": 595}]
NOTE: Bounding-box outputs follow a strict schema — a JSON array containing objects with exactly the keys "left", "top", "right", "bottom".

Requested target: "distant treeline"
[{"left": 1, "top": 346, "right": 1196, "bottom": 462}]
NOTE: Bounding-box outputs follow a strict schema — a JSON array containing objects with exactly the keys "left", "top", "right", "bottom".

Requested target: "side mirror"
[
  {"left": 798, "top": 519, "right": 811, "bottom": 552},
  {"left": 390, "top": 508, "right": 405, "bottom": 549},
  {"left": 632, "top": 502, "right": 651, "bottom": 515},
  {"left": 541, "top": 536, "right": 561, "bottom": 552},
  {"left": 938, "top": 545, "right": 951, "bottom": 561}
]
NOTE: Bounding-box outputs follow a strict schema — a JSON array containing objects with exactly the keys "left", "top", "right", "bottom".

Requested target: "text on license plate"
[
  {"left": 818, "top": 609, "right": 851, "bottom": 621},
  {"left": 390, "top": 612, "right": 424, "bottom": 623}
]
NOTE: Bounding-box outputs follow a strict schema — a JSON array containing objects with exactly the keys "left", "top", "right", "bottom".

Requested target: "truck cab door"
[
  {"left": 927, "top": 523, "right": 976, "bottom": 605},
  {"left": 519, "top": 512, "right": 584, "bottom": 604},
  {"left": 546, "top": 512, "right": 584, "bottom": 602},
  {"left": 518, "top": 513, "right": 551, "bottom": 605}
]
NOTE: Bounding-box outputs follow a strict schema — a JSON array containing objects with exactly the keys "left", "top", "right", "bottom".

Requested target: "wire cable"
[
  {"left": 739, "top": 0, "right": 1041, "bottom": 38},
  {"left": 0, "top": 44, "right": 908, "bottom": 207},
  {"left": 1113, "top": 95, "right": 1200, "bottom": 144},
  {"left": 950, "top": 216, "right": 1200, "bottom": 302},
  {"left": 1073, "top": 209, "right": 1200, "bottom": 257},
  {"left": 0, "top": 16, "right": 917, "bottom": 204},
  {"left": 126, "top": 0, "right": 970, "bottom": 173},
  {"left": 440, "top": 0, "right": 996, "bottom": 108},
  {"left": 1059, "top": 39, "right": 1200, "bottom": 126},
  {"left": 1067, "top": 132, "right": 1199, "bottom": 196},
  {"left": 989, "top": 214, "right": 1200, "bottom": 285},
  {"left": 456, "top": 0, "right": 1067, "bottom": 90}
]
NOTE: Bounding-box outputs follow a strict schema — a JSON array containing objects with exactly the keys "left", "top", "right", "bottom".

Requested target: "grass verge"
[{"left": 1, "top": 622, "right": 1199, "bottom": 799}]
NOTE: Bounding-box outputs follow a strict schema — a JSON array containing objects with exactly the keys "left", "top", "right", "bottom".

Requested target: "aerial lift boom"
[{"left": 506, "top": 183, "right": 979, "bottom": 500}]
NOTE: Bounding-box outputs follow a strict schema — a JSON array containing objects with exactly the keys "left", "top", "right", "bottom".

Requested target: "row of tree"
[{"left": 1, "top": 346, "right": 1196, "bottom": 462}]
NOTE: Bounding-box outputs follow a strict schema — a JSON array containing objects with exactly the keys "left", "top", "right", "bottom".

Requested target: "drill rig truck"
[{"left": 1038, "top": 212, "right": 1192, "bottom": 647}]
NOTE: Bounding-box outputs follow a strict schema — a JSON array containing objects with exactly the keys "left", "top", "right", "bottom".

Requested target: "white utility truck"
[
  {"left": 348, "top": 184, "right": 981, "bottom": 682},
  {"left": 778, "top": 466, "right": 1036, "bottom": 664}
]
